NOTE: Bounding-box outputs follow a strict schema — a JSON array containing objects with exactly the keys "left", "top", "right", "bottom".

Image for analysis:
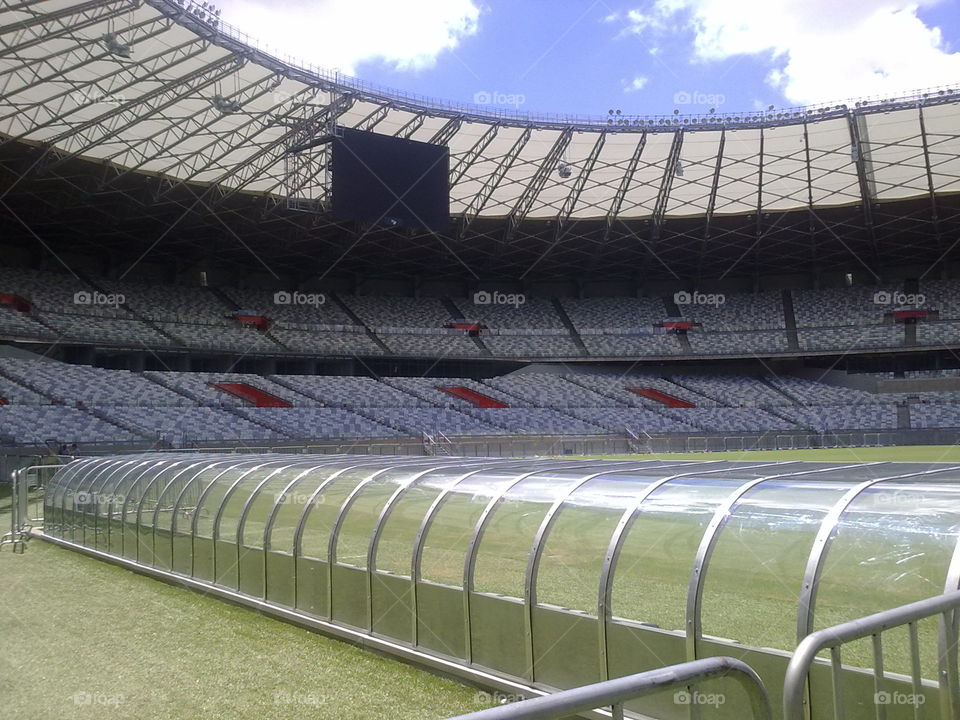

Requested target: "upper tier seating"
[
  {"left": 561, "top": 297, "right": 665, "bottom": 330},
  {"left": 99, "top": 279, "right": 232, "bottom": 324},
  {"left": 687, "top": 331, "right": 789, "bottom": 355},
  {"left": 377, "top": 332, "right": 481, "bottom": 357},
  {"left": 917, "top": 322, "right": 960, "bottom": 347},
  {"left": 677, "top": 290, "right": 785, "bottom": 330},
  {"left": 269, "top": 327, "right": 384, "bottom": 355},
  {"left": 483, "top": 334, "right": 582, "bottom": 357},
  {"left": 0, "top": 307, "right": 56, "bottom": 339},
  {"left": 918, "top": 280, "right": 960, "bottom": 320},
  {"left": 798, "top": 325, "right": 903, "bottom": 351},
  {"left": 792, "top": 286, "right": 898, "bottom": 327},
  {"left": 342, "top": 295, "right": 453, "bottom": 328},
  {"left": 453, "top": 296, "right": 566, "bottom": 329},
  {"left": 580, "top": 333, "right": 685, "bottom": 357},
  {"left": 222, "top": 287, "right": 355, "bottom": 325}
]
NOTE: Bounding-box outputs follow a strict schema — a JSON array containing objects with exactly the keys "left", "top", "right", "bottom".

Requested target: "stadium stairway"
[
  {"left": 442, "top": 297, "right": 494, "bottom": 356},
  {"left": 329, "top": 293, "right": 391, "bottom": 354},
  {"left": 227, "top": 406, "right": 291, "bottom": 439},
  {"left": 657, "top": 376, "right": 718, "bottom": 406},
  {"left": 759, "top": 376, "right": 803, "bottom": 404},
  {"left": 83, "top": 406, "right": 152, "bottom": 441},
  {"left": 782, "top": 290, "right": 801, "bottom": 351},
  {"left": 562, "top": 375, "right": 634, "bottom": 407},
  {"left": 0, "top": 363, "right": 58, "bottom": 403},
  {"left": 550, "top": 299, "right": 588, "bottom": 356},
  {"left": 139, "top": 372, "right": 205, "bottom": 404},
  {"left": 898, "top": 403, "right": 912, "bottom": 430}
]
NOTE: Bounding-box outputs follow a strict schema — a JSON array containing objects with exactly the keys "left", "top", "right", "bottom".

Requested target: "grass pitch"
[{"left": 0, "top": 488, "right": 491, "bottom": 720}]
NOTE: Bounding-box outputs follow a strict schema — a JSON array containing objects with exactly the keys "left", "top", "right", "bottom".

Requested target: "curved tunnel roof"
[
  {"left": 2, "top": 0, "right": 960, "bottom": 225},
  {"left": 44, "top": 453, "right": 960, "bottom": 716}
]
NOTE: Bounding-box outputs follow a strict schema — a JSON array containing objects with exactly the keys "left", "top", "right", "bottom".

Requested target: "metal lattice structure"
[
  {"left": 1, "top": 0, "right": 960, "bottom": 281},
  {"left": 41, "top": 453, "right": 960, "bottom": 719}
]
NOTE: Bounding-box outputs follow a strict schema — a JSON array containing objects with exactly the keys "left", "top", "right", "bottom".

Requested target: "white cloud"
[
  {"left": 620, "top": 0, "right": 960, "bottom": 104},
  {"left": 623, "top": 75, "right": 650, "bottom": 92},
  {"left": 217, "top": 0, "right": 481, "bottom": 75}
]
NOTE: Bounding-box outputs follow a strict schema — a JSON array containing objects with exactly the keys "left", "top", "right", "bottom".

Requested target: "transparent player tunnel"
[{"left": 43, "top": 454, "right": 960, "bottom": 719}]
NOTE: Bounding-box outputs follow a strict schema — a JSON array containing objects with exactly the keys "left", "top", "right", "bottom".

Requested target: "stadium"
[{"left": 3, "top": 1, "right": 960, "bottom": 718}]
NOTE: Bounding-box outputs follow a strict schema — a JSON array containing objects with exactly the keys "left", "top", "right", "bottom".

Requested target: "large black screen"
[{"left": 330, "top": 127, "right": 450, "bottom": 232}]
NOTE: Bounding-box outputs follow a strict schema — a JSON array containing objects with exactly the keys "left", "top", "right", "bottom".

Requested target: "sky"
[{"left": 216, "top": 0, "right": 960, "bottom": 119}]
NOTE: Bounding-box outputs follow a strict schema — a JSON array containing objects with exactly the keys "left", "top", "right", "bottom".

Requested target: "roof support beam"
[
  {"left": 504, "top": 127, "right": 572, "bottom": 241},
  {"left": 0, "top": 0, "right": 134, "bottom": 52},
  {"left": 450, "top": 123, "right": 498, "bottom": 187},
  {"left": 696, "top": 129, "right": 726, "bottom": 281},
  {"left": 847, "top": 111, "right": 880, "bottom": 263},
  {"left": 0, "top": 11, "right": 171, "bottom": 88},
  {"left": 429, "top": 116, "right": 463, "bottom": 146},
  {"left": 554, "top": 131, "right": 606, "bottom": 240},
  {"left": 352, "top": 104, "right": 392, "bottom": 132},
  {"left": 396, "top": 111, "right": 427, "bottom": 140},
  {"left": 918, "top": 105, "right": 944, "bottom": 270},
  {"left": 0, "top": 33, "right": 208, "bottom": 148},
  {"left": 98, "top": 72, "right": 287, "bottom": 188},
  {"left": 42, "top": 54, "right": 247, "bottom": 174},
  {"left": 602, "top": 132, "right": 647, "bottom": 242},
  {"left": 651, "top": 130, "right": 684, "bottom": 240},
  {"left": 457, "top": 127, "right": 531, "bottom": 239}
]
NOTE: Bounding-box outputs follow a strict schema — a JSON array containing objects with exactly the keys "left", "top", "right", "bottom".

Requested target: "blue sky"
[{"left": 220, "top": 0, "right": 960, "bottom": 119}]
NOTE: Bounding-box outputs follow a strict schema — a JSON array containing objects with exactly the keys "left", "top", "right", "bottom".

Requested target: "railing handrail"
[
  {"left": 784, "top": 589, "right": 960, "bottom": 720},
  {"left": 445, "top": 656, "right": 771, "bottom": 720}
]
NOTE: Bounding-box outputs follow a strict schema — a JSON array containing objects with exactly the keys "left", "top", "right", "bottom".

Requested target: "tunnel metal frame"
[{"left": 38, "top": 453, "right": 960, "bottom": 719}]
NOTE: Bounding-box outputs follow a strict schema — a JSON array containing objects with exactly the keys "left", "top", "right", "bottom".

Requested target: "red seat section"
[
  {"left": 0, "top": 396, "right": 6, "bottom": 405},
  {"left": 0, "top": 293, "right": 31, "bottom": 312},
  {"left": 628, "top": 387, "right": 695, "bottom": 408},
  {"left": 235, "top": 314, "right": 271, "bottom": 330},
  {"left": 437, "top": 385, "right": 509, "bottom": 408},
  {"left": 210, "top": 382, "right": 292, "bottom": 407}
]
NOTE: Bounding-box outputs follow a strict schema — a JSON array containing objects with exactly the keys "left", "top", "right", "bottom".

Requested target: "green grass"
[
  {"left": 0, "top": 522, "right": 493, "bottom": 719},
  {"left": 581, "top": 443, "right": 960, "bottom": 463}
]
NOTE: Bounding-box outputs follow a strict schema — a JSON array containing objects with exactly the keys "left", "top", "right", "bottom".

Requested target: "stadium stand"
[{"left": 0, "top": 353, "right": 958, "bottom": 446}]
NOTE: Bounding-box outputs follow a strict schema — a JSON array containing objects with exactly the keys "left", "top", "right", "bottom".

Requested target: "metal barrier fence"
[
  {"left": 784, "top": 590, "right": 960, "bottom": 720},
  {"left": 0, "top": 459, "right": 73, "bottom": 552},
  {"left": 7, "top": 428, "right": 960, "bottom": 461},
  {"left": 447, "top": 657, "right": 771, "bottom": 720}
]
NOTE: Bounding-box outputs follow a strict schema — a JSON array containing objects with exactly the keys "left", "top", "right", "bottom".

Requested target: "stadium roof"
[{"left": 2, "top": 0, "right": 960, "bottom": 281}]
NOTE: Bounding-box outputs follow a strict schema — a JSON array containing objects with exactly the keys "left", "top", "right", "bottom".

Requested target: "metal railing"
[
  {"left": 0, "top": 462, "right": 71, "bottom": 552},
  {"left": 784, "top": 589, "right": 960, "bottom": 720},
  {"left": 445, "top": 657, "right": 771, "bottom": 720}
]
